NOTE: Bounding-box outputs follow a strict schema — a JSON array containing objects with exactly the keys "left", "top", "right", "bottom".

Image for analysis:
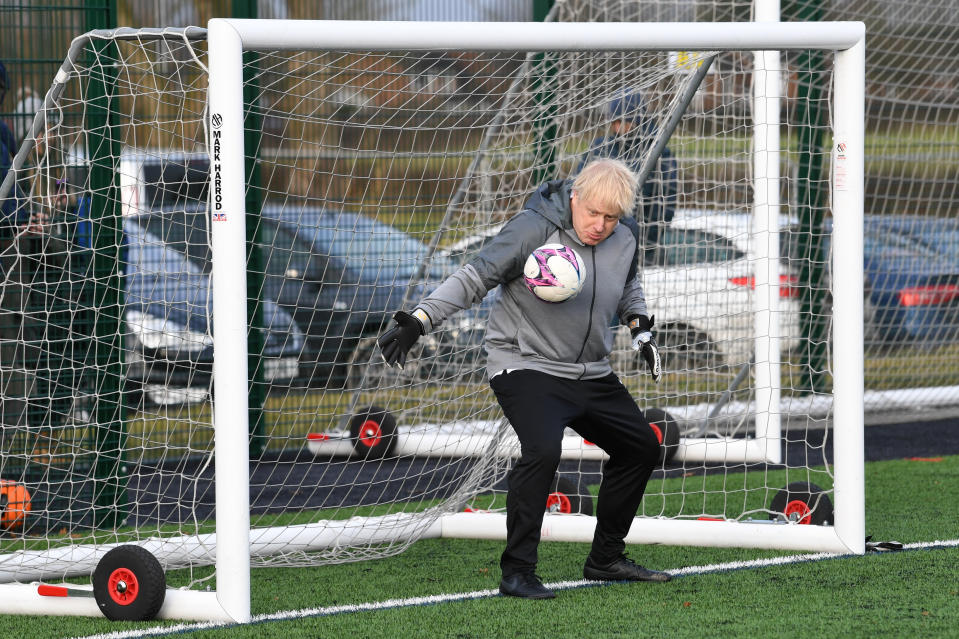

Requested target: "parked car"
[
  {"left": 638, "top": 220, "right": 800, "bottom": 369},
  {"left": 132, "top": 204, "right": 487, "bottom": 388},
  {"left": 124, "top": 217, "right": 303, "bottom": 405},
  {"left": 681, "top": 209, "right": 959, "bottom": 348},
  {"left": 839, "top": 215, "right": 959, "bottom": 344},
  {"left": 120, "top": 152, "right": 492, "bottom": 388},
  {"left": 258, "top": 204, "right": 492, "bottom": 387}
]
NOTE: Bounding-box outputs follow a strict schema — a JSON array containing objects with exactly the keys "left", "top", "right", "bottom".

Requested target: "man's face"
[
  {"left": 570, "top": 191, "right": 621, "bottom": 246},
  {"left": 610, "top": 119, "right": 633, "bottom": 136}
]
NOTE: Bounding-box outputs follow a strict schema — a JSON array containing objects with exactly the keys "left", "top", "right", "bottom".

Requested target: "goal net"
[{"left": 0, "top": 18, "right": 864, "bottom": 621}]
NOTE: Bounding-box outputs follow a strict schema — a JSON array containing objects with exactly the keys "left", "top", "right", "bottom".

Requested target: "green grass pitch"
[{"left": 1, "top": 455, "right": 957, "bottom": 638}]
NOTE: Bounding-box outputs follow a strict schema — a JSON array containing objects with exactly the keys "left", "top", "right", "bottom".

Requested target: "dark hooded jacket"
[
  {"left": 0, "top": 61, "right": 21, "bottom": 227},
  {"left": 416, "top": 179, "right": 648, "bottom": 380}
]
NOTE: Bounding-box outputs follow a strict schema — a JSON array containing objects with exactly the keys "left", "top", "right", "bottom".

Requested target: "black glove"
[
  {"left": 377, "top": 310, "right": 426, "bottom": 368},
  {"left": 628, "top": 314, "right": 662, "bottom": 382}
]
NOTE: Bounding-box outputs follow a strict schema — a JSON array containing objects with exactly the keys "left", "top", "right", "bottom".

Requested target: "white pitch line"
[{"left": 67, "top": 538, "right": 959, "bottom": 639}]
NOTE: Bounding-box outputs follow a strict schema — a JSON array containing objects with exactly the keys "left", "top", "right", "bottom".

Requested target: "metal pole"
[
  {"left": 785, "top": 0, "right": 831, "bottom": 393},
  {"left": 752, "top": 0, "right": 783, "bottom": 465},
  {"left": 831, "top": 38, "right": 866, "bottom": 556},
  {"left": 634, "top": 54, "right": 716, "bottom": 192},
  {"left": 233, "top": 0, "right": 268, "bottom": 457}
]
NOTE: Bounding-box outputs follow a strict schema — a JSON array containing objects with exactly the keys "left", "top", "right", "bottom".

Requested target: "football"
[{"left": 523, "top": 243, "right": 586, "bottom": 303}]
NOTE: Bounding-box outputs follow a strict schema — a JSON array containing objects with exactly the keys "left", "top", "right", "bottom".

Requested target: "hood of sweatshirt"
[{"left": 522, "top": 178, "right": 576, "bottom": 237}]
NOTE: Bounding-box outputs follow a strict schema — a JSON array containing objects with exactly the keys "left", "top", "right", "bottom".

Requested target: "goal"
[{"left": 0, "top": 18, "right": 864, "bottom": 622}]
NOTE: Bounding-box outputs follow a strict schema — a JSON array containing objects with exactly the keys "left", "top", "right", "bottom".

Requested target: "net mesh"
[{"left": 1, "top": 18, "right": 845, "bottom": 586}]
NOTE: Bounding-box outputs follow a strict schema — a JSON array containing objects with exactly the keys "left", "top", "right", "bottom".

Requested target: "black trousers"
[{"left": 490, "top": 369, "right": 660, "bottom": 577}]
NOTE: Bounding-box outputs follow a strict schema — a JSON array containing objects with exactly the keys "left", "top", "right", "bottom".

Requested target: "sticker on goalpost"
[
  {"left": 669, "top": 51, "right": 712, "bottom": 74},
  {"left": 834, "top": 140, "right": 849, "bottom": 192}
]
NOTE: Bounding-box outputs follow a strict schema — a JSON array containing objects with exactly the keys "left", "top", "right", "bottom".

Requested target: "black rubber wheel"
[
  {"left": 349, "top": 405, "right": 398, "bottom": 459},
  {"left": 769, "top": 482, "right": 834, "bottom": 526},
  {"left": 645, "top": 407, "right": 680, "bottom": 464},
  {"left": 546, "top": 475, "right": 594, "bottom": 516},
  {"left": 92, "top": 545, "right": 166, "bottom": 621}
]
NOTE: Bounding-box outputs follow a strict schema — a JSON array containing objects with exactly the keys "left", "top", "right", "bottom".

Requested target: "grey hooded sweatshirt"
[{"left": 415, "top": 179, "right": 649, "bottom": 380}]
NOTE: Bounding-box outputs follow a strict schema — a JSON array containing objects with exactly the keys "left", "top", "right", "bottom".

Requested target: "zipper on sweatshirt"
[{"left": 574, "top": 246, "right": 597, "bottom": 378}]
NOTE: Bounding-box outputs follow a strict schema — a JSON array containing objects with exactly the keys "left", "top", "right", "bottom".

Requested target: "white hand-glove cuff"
[
  {"left": 410, "top": 308, "right": 433, "bottom": 334},
  {"left": 631, "top": 330, "right": 652, "bottom": 350}
]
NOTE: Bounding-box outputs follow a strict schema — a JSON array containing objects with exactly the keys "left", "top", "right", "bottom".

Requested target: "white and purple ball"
[{"left": 523, "top": 244, "right": 586, "bottom": 303}]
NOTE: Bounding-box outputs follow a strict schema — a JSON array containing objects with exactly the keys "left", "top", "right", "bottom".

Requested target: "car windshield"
[
  {"left": 123, "top": 218, "right": 209, "bottom": 330},
  {"left": 781, "top": 221, "right": 943, "bottom": 262},
  {"left": 655, "top": 227, "right": 745, "bottom": 266},
  {"left": 263, "top": 208, "right": 455, "bottom": 282},
  {"left": 134, "top": 209, "right": 331, "bottom": 282},
  {"left": 134, "top": 209, "right": 211, "bottom": 269},
  {"left": 896, "top": 226, "right": 959, "bottom": 259},
  {"left": 259, "top": 222, "right": 327, "bottom": 280},
  {"left": 863, "top": 228, "right": 941, "bottom": 260}
]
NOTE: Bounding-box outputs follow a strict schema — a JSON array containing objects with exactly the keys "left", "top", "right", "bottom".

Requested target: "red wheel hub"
[
  {"left": 546, "top": 492, "right": 572, "bottom": 514},
  {"left": 649, "top": 423, "right": 664, "bottom": 445},
  {"left": 107, "top": 567, "right": 140, "bottom": 605},
  {"left": 358, "top": 420, "right": 383, "bottom": 448},
  {"left": 784, "top": 499, "right": 812, "bottom": 525}
]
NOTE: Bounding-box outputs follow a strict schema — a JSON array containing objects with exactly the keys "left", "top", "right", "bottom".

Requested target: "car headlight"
[{"left": 126, "top": 310, "right": 213, "bottom": 353}]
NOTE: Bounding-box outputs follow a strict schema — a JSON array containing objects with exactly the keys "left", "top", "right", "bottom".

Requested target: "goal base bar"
[
  {"left": 439, "top": 512, "right": 864, "bottom": 554},
  {"left": 0, "top": 507, "right": 862, "bottom": 620},
  {"left": 0, "top": 513, "right": 437, "bottom": 584},
  {"left": 307, "top": 433, "right": 779, "bottom": 463},
  {"left": 0, "top": 583, "right": 232, "bottom": 621}
]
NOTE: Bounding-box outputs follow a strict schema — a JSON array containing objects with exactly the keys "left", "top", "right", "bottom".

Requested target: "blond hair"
[{"left": 571, "top": 158, "right": 638, "bottom": 216}]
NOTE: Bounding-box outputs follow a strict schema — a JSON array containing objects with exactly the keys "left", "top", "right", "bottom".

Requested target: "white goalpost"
[{"left": 0, "top": 18, "right": 864, "bottom": 624}]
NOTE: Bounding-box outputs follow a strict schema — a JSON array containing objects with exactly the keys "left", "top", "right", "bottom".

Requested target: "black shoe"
[
  {"left": 499, "top": 572, "right": 556, "bottom": 599},
  {"left": 583, "top": 555, "right": 672, "bottom": 583}
]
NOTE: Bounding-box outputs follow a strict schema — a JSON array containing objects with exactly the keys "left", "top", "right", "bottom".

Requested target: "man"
[
  {"left": 580, "top": 88, "right": 678, "bottom": 264},
  {"left": 0, "top": 61, "right": 21, "bottom": 226},
  {"left": 377, "top": 158, "right": 670, "bottom": 599}
]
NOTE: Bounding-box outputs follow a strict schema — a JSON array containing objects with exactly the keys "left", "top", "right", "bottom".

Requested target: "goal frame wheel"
[
  {"left": 349, "top": 405, "right": 398, "bottom": 459},
  {"left": 547, "top": 475, "right": 594, "bottom": 516},
  {"left": 92, "top": 545, "right": 166, "bottom": 621},
  {"left": 645, "top": 407, "right": 680, "bottom": 464},
  {"left": 769, "top": 482, "right": 834, "bottom": 526}
]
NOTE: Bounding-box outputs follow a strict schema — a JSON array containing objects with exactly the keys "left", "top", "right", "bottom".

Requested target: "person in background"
[
  {"left": 0, "top": 62, "right": 22, "bottom": 229},
  {"left": 22, "top": 109, "right": 70, "bottom": 235},
  {"left": 0, "top": 62, "right": 67, "bottom": 236},
  {"left": 580, "top": 88, "right": 679, "bottom": 264},
  {"left": 0, "top": 64, "right": 79, "bottom": 437},
  {"left": 12, "top": 86, "right": 43, "bottom": 146}
]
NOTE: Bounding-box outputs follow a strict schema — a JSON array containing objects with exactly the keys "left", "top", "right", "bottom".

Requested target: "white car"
[
  {"left": 441, "top": 209, "right": 800, "bottom": 372},
  {"left": 639, "top": 209, "right": 801, "bottom": 369}
]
